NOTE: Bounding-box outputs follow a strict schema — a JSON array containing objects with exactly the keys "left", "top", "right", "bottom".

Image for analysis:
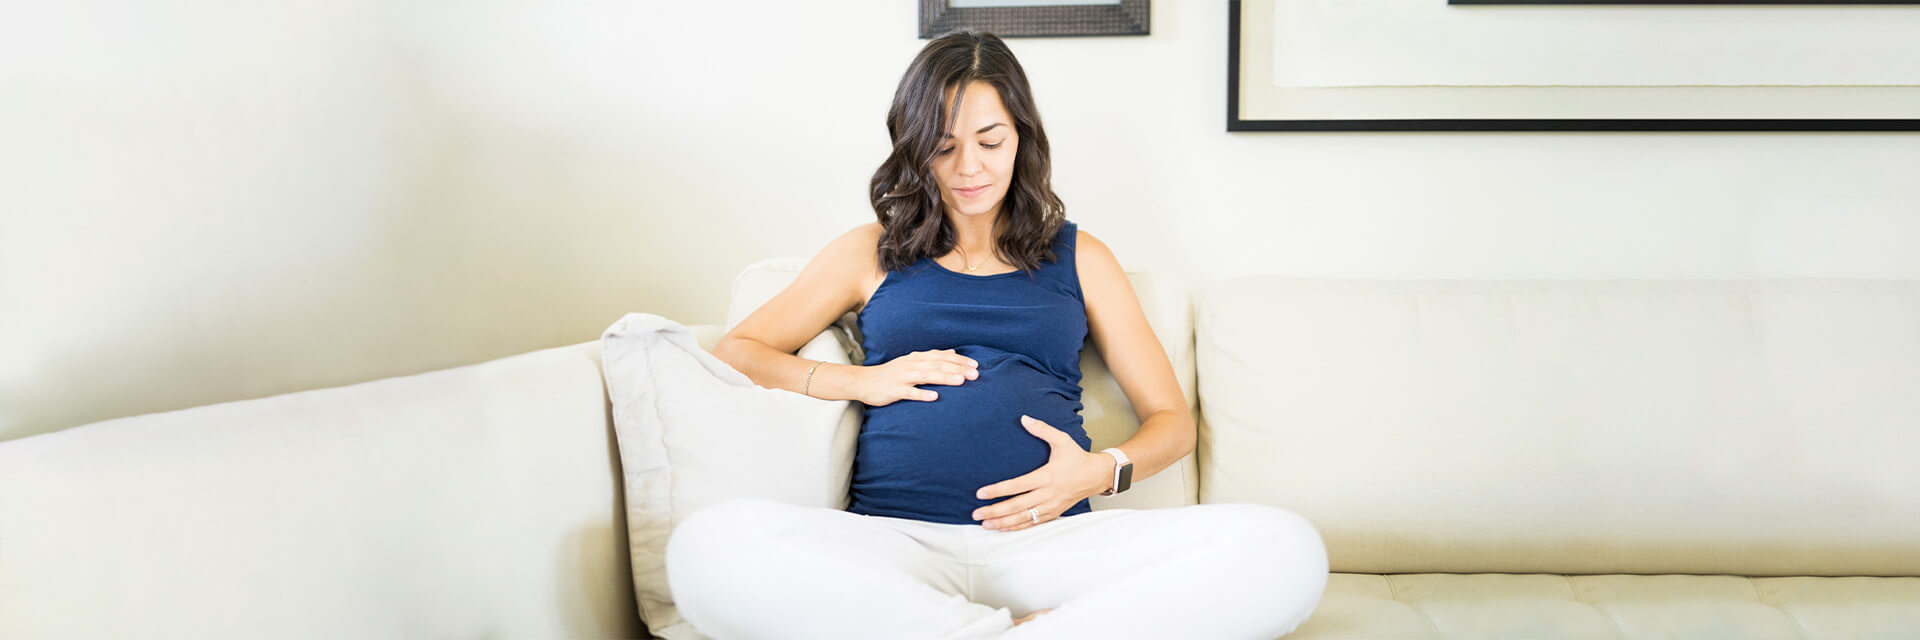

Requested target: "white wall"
[{"left": 4, "top": 1, "right": 1917, "bottom": 441}]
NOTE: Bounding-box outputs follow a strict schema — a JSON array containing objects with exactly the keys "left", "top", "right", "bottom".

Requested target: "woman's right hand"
[{"left": 854, "top": 348, "right": 979, "bottom": 406}]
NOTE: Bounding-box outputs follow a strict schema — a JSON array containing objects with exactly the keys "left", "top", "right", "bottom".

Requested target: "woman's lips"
[{"left": 955, "top": 184, "right": 991, "bottom": 199}]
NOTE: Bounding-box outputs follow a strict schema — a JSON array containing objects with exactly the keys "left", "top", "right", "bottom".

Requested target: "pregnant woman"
[{"left": 665, "top": 30, "right": 1329, "bottom": 639}]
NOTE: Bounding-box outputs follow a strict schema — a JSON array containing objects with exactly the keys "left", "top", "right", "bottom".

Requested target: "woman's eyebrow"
[{"left": 941, "top": 122, "right": 1006, "bottom": 139}]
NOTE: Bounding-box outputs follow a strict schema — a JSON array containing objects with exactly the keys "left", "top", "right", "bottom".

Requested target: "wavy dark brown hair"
[{"left": 869, "top": 29, "right": 1066, "bottom": 275}]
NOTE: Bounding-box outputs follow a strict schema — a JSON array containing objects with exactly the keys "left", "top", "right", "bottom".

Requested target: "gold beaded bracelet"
[{"left": 802, "top": 360, "right": 824, "bottom": 398}]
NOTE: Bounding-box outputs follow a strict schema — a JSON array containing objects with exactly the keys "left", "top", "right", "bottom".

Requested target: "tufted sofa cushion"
[{"left": 1300, "top": 573, "right": 1920, "bottom": 639}]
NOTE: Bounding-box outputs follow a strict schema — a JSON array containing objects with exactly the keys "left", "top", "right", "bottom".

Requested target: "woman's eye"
[{"left": 934, "top": 141, "right": 1000, "bottom": 156}]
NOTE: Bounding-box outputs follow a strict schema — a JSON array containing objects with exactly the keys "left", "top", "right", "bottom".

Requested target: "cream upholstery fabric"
[
  {"left": 0, "top": 340, "right": 645, "bottom": 639},
  {"left": 1196, "top": 278, "right": 1920, "bottom": 577},
  {"left": 6, "top": 272, "right": 1916, "bottom": 639},
  {"left": 725, "top": 258, "right": 1199, "bottom": 510},
  {"left": 1297, "top": 572, "right": 1920, "bottom": 639}
]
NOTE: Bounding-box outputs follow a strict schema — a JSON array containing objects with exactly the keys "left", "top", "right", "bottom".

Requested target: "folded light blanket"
[{"left": 599, "top": 312, "right": 861, "bottom": 640}]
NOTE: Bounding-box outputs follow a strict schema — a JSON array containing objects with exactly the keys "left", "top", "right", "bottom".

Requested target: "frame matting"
[{"left": 1228, "top": 0, "right": 1920, "bottom": 131}]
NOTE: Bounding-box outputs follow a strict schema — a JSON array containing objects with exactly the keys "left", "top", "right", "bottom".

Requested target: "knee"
[
  {"left": 1201, "top": 504, "right": 1331, "bottom": 633},
  {"left": 665, "top": 497, "right": 790, "bottom": 592},
  {"left": 669, "top": 497, "right": 789, "bottom": 555},
  {"left": 1202, "top": 503, "right": 1330, "bottom": 581}
]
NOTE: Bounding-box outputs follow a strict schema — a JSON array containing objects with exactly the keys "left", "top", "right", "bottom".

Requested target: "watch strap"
[{"left": 1099, "top": 447, "right": 1133, "bottom": 496}]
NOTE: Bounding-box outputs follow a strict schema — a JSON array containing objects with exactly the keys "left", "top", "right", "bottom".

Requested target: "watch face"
[{"left": 1116, "top": 463, "right": 1133, "bottom": 492}]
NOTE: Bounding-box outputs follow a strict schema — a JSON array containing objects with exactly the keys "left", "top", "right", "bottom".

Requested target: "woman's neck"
[{"left": 948, "top": 209, "right": 1002, "bottom": 255}]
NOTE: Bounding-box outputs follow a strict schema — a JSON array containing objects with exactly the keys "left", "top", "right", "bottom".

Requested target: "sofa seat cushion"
[{"left": 1289, "top": 572, "right": 1920, "bottom": 639}]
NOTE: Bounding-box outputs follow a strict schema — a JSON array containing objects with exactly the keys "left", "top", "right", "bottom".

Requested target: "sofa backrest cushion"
[
  {"left": 1196, "top": 277, "right": 1920, "bottom": 576},
  {"left": 0, "top": 340, "right": 644, "bottom": 638},
  {"left": 729, "top": 258, "right": 1198, "bottom": 510}
]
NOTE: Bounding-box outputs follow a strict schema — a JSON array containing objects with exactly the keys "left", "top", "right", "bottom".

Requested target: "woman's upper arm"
[
  {"left": 723, "top": 223, "right": 882, "bottom": 356},
  {"left": 1077, "top": 230, "right": 1189, "bottom": 424}
]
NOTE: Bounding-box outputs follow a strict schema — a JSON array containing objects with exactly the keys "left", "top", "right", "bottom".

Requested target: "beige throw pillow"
[{"left": 599, "top": 312, "right": 860, "bottom": 640}]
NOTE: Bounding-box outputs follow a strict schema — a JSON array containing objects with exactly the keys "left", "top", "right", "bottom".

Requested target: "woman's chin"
[{"left": 954, "top": 204, "right": 1002, "bottom": 217}]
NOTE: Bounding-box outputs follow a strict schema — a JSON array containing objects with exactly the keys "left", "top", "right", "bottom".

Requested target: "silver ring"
[{"left": 1029, "top": 508, "right": 1039, "bottom": 524}]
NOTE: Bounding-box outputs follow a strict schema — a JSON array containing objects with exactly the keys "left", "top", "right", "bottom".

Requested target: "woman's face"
[{"left": 932, "top": 80, "right": 1019, "bottom": 222}]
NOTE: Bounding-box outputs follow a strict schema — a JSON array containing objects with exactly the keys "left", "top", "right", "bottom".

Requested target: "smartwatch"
[{"left": 1098, "top": 447, "right": 1133, "bottom": 496}]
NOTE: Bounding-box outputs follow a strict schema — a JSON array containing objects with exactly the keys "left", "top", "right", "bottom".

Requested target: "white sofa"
[{"left": 4, "top": 261, "right": 1917, "bottom": 639}]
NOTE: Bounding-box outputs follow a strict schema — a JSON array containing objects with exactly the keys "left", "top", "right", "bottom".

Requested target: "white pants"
[{"left": 664, "top": 497, "right": 1330, "bottom": 640}]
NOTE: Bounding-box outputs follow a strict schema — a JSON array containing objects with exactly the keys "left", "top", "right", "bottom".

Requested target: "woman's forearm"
[
  {"left": 713, "top": 336, "right": 863, "bottom": 402},
  {"left": 713, "top": 336, "right": 1196, "bottom": 486},
  {"left": 1107, "top": 408, "right": 1197, "bottom": 488}
]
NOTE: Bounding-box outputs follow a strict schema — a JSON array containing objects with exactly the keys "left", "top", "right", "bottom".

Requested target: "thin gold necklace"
[{"left": 954, "top": 243, "right": 983, "bottom": 271}]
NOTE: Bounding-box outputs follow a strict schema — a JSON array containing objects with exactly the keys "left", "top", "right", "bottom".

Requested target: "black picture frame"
[
  {"left": 919, "top": 0, "right": 1150, "bottom": 38},
  {"left": 1227, "top": 0, "right": 1920, "bottom": 131}
]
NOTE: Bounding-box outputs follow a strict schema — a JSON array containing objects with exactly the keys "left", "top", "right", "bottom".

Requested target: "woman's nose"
[{"left": 955, "top": 143, "right": 985, "bottom": 177}]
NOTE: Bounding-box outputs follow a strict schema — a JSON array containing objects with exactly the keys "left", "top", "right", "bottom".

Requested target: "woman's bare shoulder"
[
  {"left": 820, "top": 221, "right": 883, "bottom": 270},
  {"left": 803, "top": 221, "right": 886, "bottom": 314},
  {"left": 848, "top": 221, "right": 884, "bottom": 248}
]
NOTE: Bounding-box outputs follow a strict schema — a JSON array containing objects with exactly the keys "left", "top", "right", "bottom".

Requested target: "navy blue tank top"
[{"left": 849, "top": 219, "right": 1093, "bottom": 525}]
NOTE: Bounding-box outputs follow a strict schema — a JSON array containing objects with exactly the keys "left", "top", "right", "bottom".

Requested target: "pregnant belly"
[{"left": 849, "top": 346, "right": 1090, "bottom": 525}]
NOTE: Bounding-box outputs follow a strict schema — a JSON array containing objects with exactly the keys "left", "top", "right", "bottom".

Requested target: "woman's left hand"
[{"left": 972, "top": 415, "right": 1115, "bottom": 532}]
